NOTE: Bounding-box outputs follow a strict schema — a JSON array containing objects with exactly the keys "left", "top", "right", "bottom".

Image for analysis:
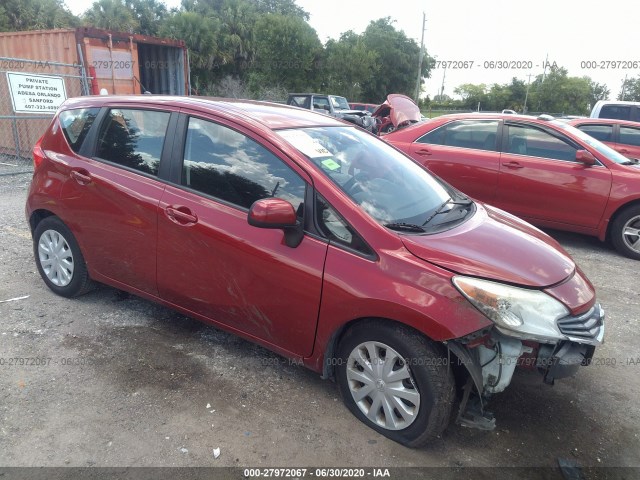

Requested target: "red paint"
[
  {"left": 27, "top": 97, "right": 598, "bottom": 375},
  {"left": 387, "top": 113, "right": 640, "bottom": 242},
  {"left": 248, "top": 198, "right": 297, "bottom": 227}
]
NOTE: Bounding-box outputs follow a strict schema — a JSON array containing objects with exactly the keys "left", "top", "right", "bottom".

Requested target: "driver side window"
[{"left": 506, "top": 124, "right": 577, "bottom": 161}]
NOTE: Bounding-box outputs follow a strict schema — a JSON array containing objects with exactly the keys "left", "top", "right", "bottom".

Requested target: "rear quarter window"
[{"left": 59, "top": 108, "right": 100, "bottom": 153}]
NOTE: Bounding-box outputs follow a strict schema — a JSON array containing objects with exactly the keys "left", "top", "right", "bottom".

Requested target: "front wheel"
[
  {"left": 611, "top": 205, "right": 640, "bottom": 260},
  {"left": 336, "top": 321, "right": 454, "bottom": 447},
  {"left": 381, "top": 123, "right": 395, "bottom": 134},
  {"left": 33, "top": 216, "right": 94, "bottom": 297}
]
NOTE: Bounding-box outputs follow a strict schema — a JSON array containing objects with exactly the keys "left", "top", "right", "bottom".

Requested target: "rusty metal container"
[{"left": 0, "top": 27, "right": 189, "bottom": 96}]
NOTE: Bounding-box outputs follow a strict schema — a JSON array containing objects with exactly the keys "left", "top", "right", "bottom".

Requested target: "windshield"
[
  {"left": 330, "top": 96, "right": 351, "bottom": 110},
  {"left": 553, "top": 120, "right": 632, "bottom": 164},
  {"left": 277, "top": 126, "right": 470, "bottom": 231}
]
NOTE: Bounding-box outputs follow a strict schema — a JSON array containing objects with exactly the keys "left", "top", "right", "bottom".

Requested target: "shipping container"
[
  {"left": 0, "top": 27, "right": 190, "bottom": 96},
  {"left": 0, "top": 28, "right": 190, "bottom": 165}
]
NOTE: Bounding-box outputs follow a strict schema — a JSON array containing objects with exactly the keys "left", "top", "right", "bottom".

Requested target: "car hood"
[
  {"left": 401, "top": 204, "right": 575, "bottom": 288},
  {"left": 373, "top": 94, "right": 421, "bottom": 126}
]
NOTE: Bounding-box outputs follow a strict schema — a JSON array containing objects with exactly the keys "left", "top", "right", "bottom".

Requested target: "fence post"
[{"left": 11, "top": 117, "right": 20, "bottom": 160}]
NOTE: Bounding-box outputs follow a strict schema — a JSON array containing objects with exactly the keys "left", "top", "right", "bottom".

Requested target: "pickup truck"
[{"left": 287, "top": 93, "right": 376, "bottom": 132}]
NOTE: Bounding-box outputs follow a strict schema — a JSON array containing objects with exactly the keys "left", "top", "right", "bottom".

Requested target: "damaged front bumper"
[{"left": 448, "top": 303, "right": 605, "bottom": 430}]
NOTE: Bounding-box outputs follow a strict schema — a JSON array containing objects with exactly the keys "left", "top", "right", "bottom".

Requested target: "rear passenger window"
[
  {"left": 59, "top": 108, "right": 99, "bottom": 153},
  {"left": 182, "top": 117, "right": 306, "bottom": 211},
  {"left": 619, "top": 127, "right": 640, "bottom": 147},
  {"left": 417, "top": 120, "right": 499, "bottom": 151},
  {"left": 95, "top": 109, "right": 170, "bottom": 176},
  {"left": 576, "top": 124, "right": 613, "bottom": 142}
]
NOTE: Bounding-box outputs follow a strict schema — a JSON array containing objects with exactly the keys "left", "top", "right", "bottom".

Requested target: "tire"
[
  {"left": 336, "top": 320, "right": 454, "bottom": 447},
  {"left": 611, "top": 205, "right": 640, "bottom": 260},
  {"left": 33, "top": 216, "right": 94, "bottom": 297}
]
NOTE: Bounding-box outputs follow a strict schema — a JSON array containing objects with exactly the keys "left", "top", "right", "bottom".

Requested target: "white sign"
[{"left": 6, "top": 72, "right": 67, "bottom": 114}]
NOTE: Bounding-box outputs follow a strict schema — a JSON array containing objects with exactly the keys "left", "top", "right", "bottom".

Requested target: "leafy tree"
[
  {"left": 0, "top": 6, "right": 10, "bottom": 31},
  {"left": 618, "top": 77, "right": 640, "bottom": 101},
  {"left": 160, "top": 11, "right": 219, "bottom": 91},
  {"left": 249, "top": 13, "right": 322, "bottom": 93},
  {"left": 125, "top": 0, "right": 167, "bottom": 36},
  {"left": 587, "top": 79, "right": 610, "bottom": 106},
  {"left": 217, "top": 0, "right": 257, "bottom": 71},
  {"left": 531, "top": 66, "right": 600, "bottom": 115},
  {"left": 0, "top": 0, "right": 79, "bottom": 31},
  {"left": 253, "top": 0, "right": 309, "bottom": 20},
  {"left": 359, "top": 18, "right": 431, "bottom": 103},
  {"left": 454, "top": 83, "right": 488, "bottom": 110},
  {"left": 83, "top": 0, "right": 140, "bottom": 32},
  {"left": 322, "top": 31, "right": 378, "bottom": 100}
]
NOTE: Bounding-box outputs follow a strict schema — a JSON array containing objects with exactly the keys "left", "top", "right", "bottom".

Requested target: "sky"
[{"left": 64, "top": 0, "right": 640, "bottom": 100}]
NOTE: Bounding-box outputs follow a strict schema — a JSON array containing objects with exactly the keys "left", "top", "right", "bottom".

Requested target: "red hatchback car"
[
  {"left": 386, "top": 113, "right": 640, "bottom": 259},
  {"left": 27, "top": 96, "right": 604, "bottom": 446},
  {"left": 568, "top": 117, "right": 640, "bottom": 162}
]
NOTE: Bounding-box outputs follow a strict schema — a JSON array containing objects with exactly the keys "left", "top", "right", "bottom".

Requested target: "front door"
[
  {"left": 157, "top": 114, "right": 327, "bottom": 355},
  {"left": 495, "top": 122, "right": 611, "bottom": 229}
]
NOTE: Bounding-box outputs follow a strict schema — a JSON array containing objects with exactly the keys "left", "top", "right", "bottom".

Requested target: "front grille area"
[{"left": 557, "top": 304, "right": 604, "bottom": 340}]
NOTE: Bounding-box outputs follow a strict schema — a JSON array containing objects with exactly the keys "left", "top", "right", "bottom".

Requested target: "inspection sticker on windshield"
[
  {"left": 321, "top": 158, "right": 341, "bottom": 170},
  {"left": 278, "top": 130, "right": 333, "bottom": 158}
]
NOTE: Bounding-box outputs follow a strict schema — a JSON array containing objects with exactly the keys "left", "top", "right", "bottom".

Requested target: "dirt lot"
[{"left": 1, "top": 172, "right": 639, "bottom": 478}]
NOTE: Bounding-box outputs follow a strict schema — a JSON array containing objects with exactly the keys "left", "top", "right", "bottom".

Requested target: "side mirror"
[
  {"left": 576, "top": 149, "right": 597, "bottom": 166},
  {"left": 248, "top": 198, "right": 303, "bottom": 248}
]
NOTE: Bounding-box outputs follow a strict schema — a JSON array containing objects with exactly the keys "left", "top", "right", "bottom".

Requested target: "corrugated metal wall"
[{"left": 0, "top": 29, "right": 79, "bottom": 67}]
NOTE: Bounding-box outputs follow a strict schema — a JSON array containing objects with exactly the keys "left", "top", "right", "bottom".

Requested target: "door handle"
[
  {"left": 165, "top": 206, "right": 198, "bottom": 225},
  {"left": 415, "top": 148, "right": 432, "bottom": 156},
  {"left": 503, "top": 161, "right": 523, "bottom": 169},
  {"left": 617, "top": 148, "right": 630, "bottom": 154},
  {"left": 70, "top": 169, "right": 91, "bottom": 184}
]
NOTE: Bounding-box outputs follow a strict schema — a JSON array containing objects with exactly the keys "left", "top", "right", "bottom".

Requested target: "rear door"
[
  {"left": 156, "top": 113, "right": 328, "bottom": 356},
  {"left": 495, "top": 122, "right": 611, "bottom": 229},
  {"left": 409, "top": 119, "right": 501, "bottom": 202},
  {"left": 617, "top": 125, "right": 640, "bottom": 160},
  {"left": 58, "top": 105, "right": 175, "bottom": 295}
]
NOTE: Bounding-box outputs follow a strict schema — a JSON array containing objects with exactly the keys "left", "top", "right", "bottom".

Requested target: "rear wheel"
[
  {"left": 611, "top": 205, "right": 640, "bottom": 260},
  {"left": 33, "top": 216, "right": 94, "bottom": 297},
  {"left": 336, "top": 320, "right": 454, "bottom": 447}
]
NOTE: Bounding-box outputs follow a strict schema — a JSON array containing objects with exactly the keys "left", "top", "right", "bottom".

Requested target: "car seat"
[{"left": 509, "top": 136, "right": 527, "bottom": 155}]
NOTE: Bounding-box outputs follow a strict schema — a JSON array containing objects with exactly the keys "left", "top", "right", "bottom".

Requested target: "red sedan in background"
[
  {"left": 385, "top": 113, "right": 640, "bottom": 259},
  {"left": 568, "top": 117, "right": 640, "bottom": 161}
]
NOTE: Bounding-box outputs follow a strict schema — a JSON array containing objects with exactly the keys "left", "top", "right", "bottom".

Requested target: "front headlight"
[{"left": 453, "top": 276, "right": 569, "bottom": 342}]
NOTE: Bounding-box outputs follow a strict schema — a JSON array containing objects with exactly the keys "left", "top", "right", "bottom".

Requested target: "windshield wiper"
[
  {"left": 384, "top": 222, "right": 426, "bottom": 233},
  {"left": 422, "top": 198, "right": 453, "bottom": 226},
  {"left": 422, "top": 196, "right": 472, "bottom": 227}
]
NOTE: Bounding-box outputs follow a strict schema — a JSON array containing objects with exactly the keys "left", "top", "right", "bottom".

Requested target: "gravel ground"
[{"left": 0, "top": 172, "right": 638, "bottom": 479}]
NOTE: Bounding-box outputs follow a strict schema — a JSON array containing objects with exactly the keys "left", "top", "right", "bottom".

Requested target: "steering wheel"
[{"left": 342, "top": 172, "right": 369, "bottom": 195}]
